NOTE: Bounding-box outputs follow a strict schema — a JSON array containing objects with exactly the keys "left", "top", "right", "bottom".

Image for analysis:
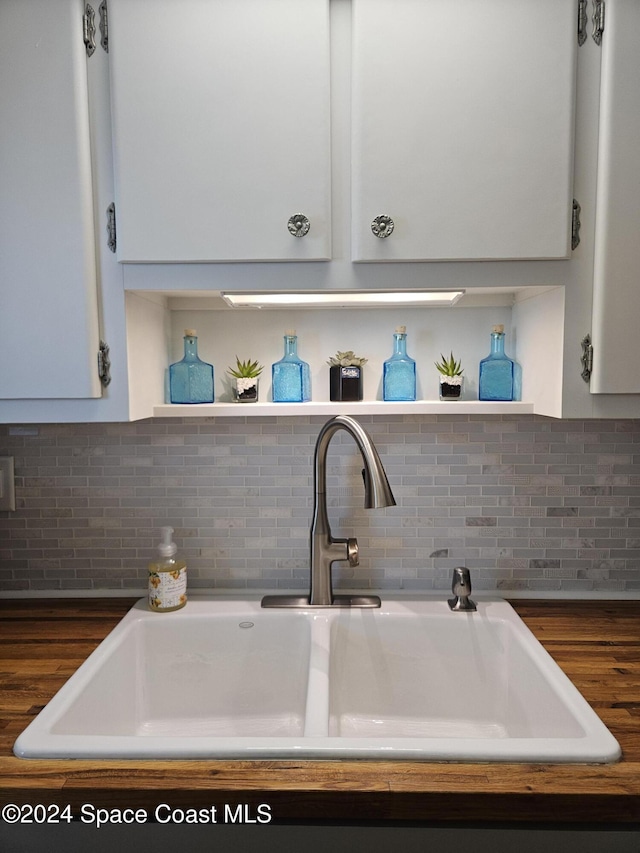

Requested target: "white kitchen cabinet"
[
  {"left": 108, "top": 0, "right": 332, "bottom": 263},
  {"left": 0, "top": 0, "right": 102, "bottom": 400},
  {"left": 0, "top": 0, "right": 139, "bottom": 424},
  {"left": 351, "top": 0, "right": 578, "bottom": 262},
  {"left": 3, "top": 0, "right": 639, "bottom": 424},
  {"left": 590, "top": 0, "right": 640, "bottom": 394}
]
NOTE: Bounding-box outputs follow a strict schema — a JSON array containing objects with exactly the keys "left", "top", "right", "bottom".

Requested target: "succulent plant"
[
  {"left": 226, "top": 356, "right": 264, "bottom": 379},
  {"left": 327, "top": 350, "right": 368, "bottom": 368},
  {"left": 435, "top": 352, "right": 464, "bottom": 377}
]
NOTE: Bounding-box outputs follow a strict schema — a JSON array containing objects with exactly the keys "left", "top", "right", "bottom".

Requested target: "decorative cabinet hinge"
[
  {"left": 580, "top": 334, "right": 593, "bottom": 383},
  {"left": 592, "top": 0, "right": 605, "bottom": 45},
  {"left": 577, "top": 0, "right": 588, "bottom": 46},
  {"left": 83, "top": 4, "right": 96, "bottom": 57},
  {"left": 571, "top": 199, "right": 581, "bottom": 250},
  {"left": 83, "top": 2, "right": 108, "bottom": 56},
  {"left": 97, "top": 340, "right": 112, "bottom": 387},
  {"left": 106, "top": 203, "right": 116, "bottom": 253},
  {"left": 98, "top": 0, "right": 109, "bottom": 52}
]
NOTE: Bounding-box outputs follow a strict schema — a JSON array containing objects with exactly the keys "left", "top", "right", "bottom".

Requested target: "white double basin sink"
[{"left": 14, "top": 595, "right": 621, "bottom": 763}]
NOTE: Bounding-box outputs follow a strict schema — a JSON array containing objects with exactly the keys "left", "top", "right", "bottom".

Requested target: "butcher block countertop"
[{"left": 0, "top": 598, "right": 639, "bottom": 826}]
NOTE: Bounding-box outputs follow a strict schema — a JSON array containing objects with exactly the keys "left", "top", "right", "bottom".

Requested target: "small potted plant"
[
  {"left": 328, "top": 351, "right": 367, "bottom": 402},
  {"left": 227, "top": 356, "right": 264, "bottom": 403},
  {"left": 435, "top": 352, "right": 464, "bottom": 400}
]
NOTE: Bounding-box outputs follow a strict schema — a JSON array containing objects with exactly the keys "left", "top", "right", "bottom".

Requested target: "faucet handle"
[
  {"left": 448, "top": 567, "right": 477, "bottom": 612},
  {"left": 347, "top": 538, "right": 359, "bottom": 567}
]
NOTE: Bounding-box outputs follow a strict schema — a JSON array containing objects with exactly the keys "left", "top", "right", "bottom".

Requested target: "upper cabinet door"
[
  {"left": 351, "top": 0, "right": 578, "bottom": 262},
  {"left": 108, "top": 0, "right": 331, "bottom": 263},
  {"left": 590, "top": 0, "right": 640, "bottom": 394},
  {"left": 0, "top": 0, "right": 101, "bottom": 399}
]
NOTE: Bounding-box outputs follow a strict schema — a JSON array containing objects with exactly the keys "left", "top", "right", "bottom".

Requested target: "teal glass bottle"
[
  {"left": 478, "top": 324, "right": 521, "bottom": 401},
  {"left": 272, "top": 330, "right": 311, "bottom": 402},
  {"left": 383, "top": 326, "right": 416, "bottom": 401},
  {"left": 169, "top": 329, "right": 214, "bottom": 403}
]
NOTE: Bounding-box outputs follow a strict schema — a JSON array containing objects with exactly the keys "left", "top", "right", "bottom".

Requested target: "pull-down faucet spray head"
[
  {"left": 361, "top": 459, "right": 396, "bottom": 509},
  {"left": 321, "top": 418, "right": 395, "bottom": 511}
]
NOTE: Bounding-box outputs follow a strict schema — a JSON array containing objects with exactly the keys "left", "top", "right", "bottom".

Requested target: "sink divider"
[{"left": 302, "top": 615, "right": 332, "bottom": 738}]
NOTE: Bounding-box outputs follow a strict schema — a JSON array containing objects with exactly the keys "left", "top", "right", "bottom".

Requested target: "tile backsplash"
[{"left": 1, "top": 415, "right": 639, "bottom": 597}]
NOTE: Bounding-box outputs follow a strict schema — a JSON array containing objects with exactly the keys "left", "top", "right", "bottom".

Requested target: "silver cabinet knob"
[
  {"left": 371, "top": 215, "right": 394, "bottom": 238},
  {"left": 288, "top": 214, "right": 310, "bottom": 237}
]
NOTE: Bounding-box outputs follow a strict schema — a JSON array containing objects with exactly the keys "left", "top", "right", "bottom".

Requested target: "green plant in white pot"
[
  {"left": 227, "top": 357, "right": 264, "bottom": 403},
  {"left": 435, "top": 352, "right": 464, "bottom": 400}
]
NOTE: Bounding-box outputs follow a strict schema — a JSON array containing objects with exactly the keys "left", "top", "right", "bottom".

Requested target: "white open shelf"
[
  {"left": 126, "top": 288, "right": 560, "bottom": 420},
  {"left": 153, "top": 400, "right": 534, "bottom": 418}
]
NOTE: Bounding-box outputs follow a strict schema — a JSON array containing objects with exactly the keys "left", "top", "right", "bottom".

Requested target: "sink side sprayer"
[
  {"left": 448, "top": 566, "right": 477, "bottom": 612},
  {"left": 262, "top": 415, "right": 396, "bottom": 608}
]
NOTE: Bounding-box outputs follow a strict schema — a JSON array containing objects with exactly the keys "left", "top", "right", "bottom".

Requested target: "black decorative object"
[
  {"left": 330, "top": 365, "right": 363, "bottom": 402},
  {"left": 327, "top": 351, "right": 367, "bottom": 402}
]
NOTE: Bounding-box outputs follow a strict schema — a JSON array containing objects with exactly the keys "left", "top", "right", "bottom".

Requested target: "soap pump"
[{"left": 148, "top": 526, "right": 187, "bottom": 612}]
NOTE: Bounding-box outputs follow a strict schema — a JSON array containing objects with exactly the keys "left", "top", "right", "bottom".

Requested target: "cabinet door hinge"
[
  {"left": 581, "top": 334, "right": 593, "bottom": 383},
  {"left": 577, "top": 0, "right": 588, "bottom": 46},
  {"left": 571, "top": 199, "right": 581, "bottom": 250},
  {"left": 98, "top": 0, "right": 109, "bottom": 52},
  {"left": 592, "top": 0, "right": 605, "bottom": 45},
  {"left": 106, "top": 203, "right": 116, "bottom": 253},
  {"left": 83, "top": 2, "right": 108, "bottom": 56},
  {"left": 97, "top": 340, "right": 112, "bottom": 387},
  {"left": 83, "top": 4, "right": 96, "bottom": 57}
]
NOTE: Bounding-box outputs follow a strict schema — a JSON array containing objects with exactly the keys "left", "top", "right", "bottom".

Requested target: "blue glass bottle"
[
  {"left": 272, "top": 330, "right": 311, "bottom": 402},
  {"left": 383, "top": 326, "right": 416, "bottom": 401},
  {"left": 169, "top": 329, "right": 214, "bottom": 403},
  {"left": 478, "top": 325, "right": 521, "bottom": 401}
]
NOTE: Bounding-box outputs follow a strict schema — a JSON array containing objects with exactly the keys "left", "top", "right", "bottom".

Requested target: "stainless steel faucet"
[{"left": 262, "top": 415, "right": 395, "bottom": 608}]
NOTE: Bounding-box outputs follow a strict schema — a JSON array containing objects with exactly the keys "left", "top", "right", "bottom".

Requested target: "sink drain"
[{"left": 238, "top": 621, "right": 254, "bottom": 629}]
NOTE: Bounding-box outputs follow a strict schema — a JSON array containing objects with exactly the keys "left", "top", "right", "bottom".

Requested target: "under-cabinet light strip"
[{"left": 221, "top": 290, "right": 465, "bottom": 309}]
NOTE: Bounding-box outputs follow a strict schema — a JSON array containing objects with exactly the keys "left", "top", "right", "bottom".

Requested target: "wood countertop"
[{"left": 1, "top": 598, "right": 639, "bottom": 826}]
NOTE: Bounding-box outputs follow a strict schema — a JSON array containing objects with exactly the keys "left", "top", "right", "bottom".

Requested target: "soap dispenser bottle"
[
  {"left": 478, "top": 324, "right": 521, "bottom": 401},
  {"left": 271, "top": 329, "right": 311, "bottom": 402},
  {"left": 148, "top": 526, "right": 187, "bottom": 612},
  {"left": 169, "top": 329, "right": 214, "bottom": 404},
  {"left": 383, "top": 326, "right": 417, "bottom": 401}
]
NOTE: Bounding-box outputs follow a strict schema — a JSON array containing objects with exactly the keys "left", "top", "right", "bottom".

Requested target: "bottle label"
[
  {"left": 341, "top": 367, "right": 360, "bottom": 379},
  {"left": 148, "top": 566, "right": 187, "bottom": 611}
]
